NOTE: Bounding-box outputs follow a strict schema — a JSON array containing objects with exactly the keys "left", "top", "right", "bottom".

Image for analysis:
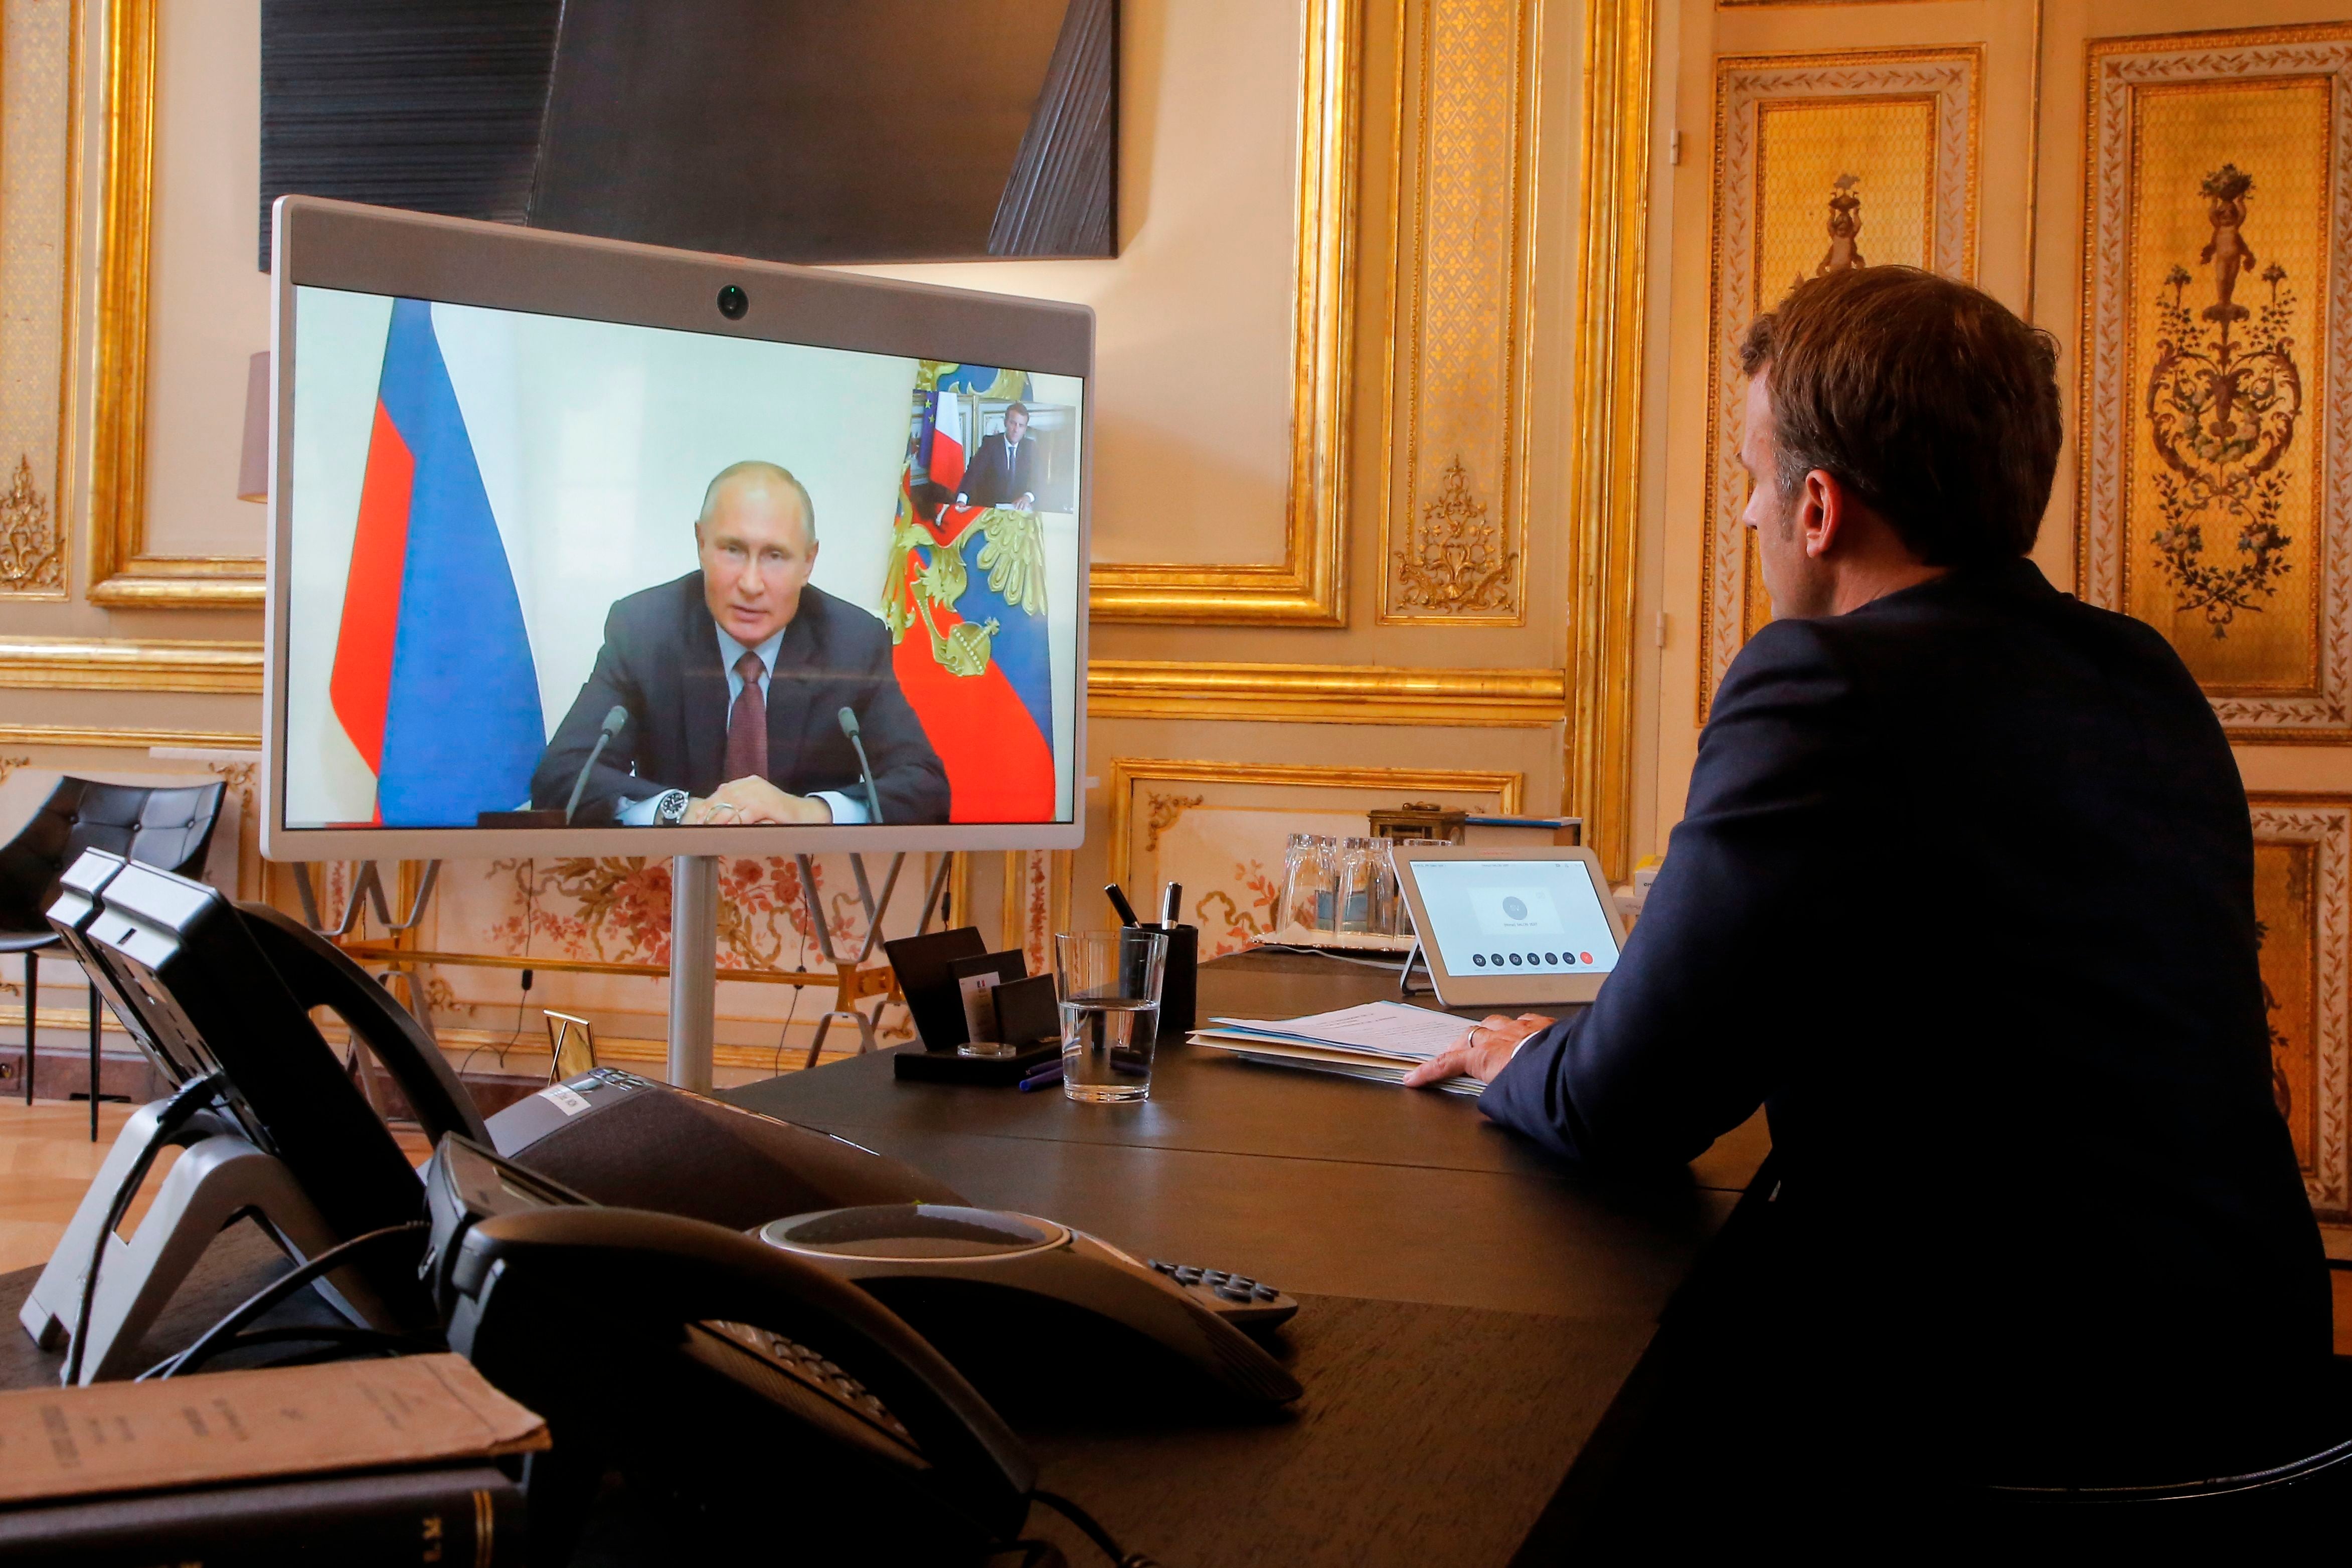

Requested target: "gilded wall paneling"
[
  {"left": 1086, "top": 0, "right": 1358, "bottom": 626},
  {"left": 1563, "top": 0, "right": 1655, "bottom": 884},
  {"left": 1105, "top": 756, "right": 1522, "bottom": 959},
  {"left": 0, "top": 634, "right": 261, "bottom": 691},
  {"left": 1378, "top": 0, "right": 1542, "bottom": 625},
  {"left": 1087, "top": 659, "right": 1567, "bottom": 726},
  {"left": 1697, "top": 47, "right": 1981, "bottom": 720},
  {"left": 2078, "top": 25, "right": 2352, "bottom": 740},
  {"left": 0, "top": 0, "right": 78, "bottom": 599},
  {"left": 85, "top": 0, "right": 260, "bottom": 607},
  {"left": 0, "top": 723, "right": 258, "bottom": 749},
  {"left": 2247, "top": 794, "right": 2349, "bottom": 1223}
]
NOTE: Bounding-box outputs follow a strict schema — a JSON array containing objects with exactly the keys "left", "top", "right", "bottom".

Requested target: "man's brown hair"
[{"left": 1737, "top": 267, "right": 2062, "bottom": 566}]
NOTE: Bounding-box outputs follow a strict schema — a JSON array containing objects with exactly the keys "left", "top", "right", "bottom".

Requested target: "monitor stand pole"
[
  {"left": 667, "top": 854, "right": 719, "bottom": 1092},
  {"left": 667, "top": 851, "right": 954, "bottom": 1087}
]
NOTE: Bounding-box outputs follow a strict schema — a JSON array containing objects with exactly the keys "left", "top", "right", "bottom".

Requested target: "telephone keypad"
[
  {"left": 1145, "top": 1259, "right": 1298, "bottom": 1329},
  {"left": 708, "top": 1320, "right": 913, "bottom": 1445}
]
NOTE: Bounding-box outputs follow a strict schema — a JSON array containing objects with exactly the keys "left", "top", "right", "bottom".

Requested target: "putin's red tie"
[{"left": 725, "top": 650, "right": 767, "bottom": 782}]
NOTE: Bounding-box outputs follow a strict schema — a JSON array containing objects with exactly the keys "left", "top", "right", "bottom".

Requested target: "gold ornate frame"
[
  {"left": 1564, "top": 0, "right": 1654, "bottom": 883},
  {"left": 0, "top": 0, "right": 81, "bottom": 603},
  {"left": 84, "top": 0, "right": 263, "bottom": 607},
  {"left": 81, "top": 0, "right": 1363, "bottom": 624},
  {"left": 2246, "top": 792, "right": 2351, "bottom": 1222},
  {"left": 1086, "top": 0, "right": 1358, "bottom": 625},
  {"left": 0, "top": 723, "right": 258, "bottom": 749},
  {"left": 2076, "top": 24, "right": 2352, "bottom": 741},
  {"left": 1089, "top": 659, "right": 1565, "bottom": 726},
  {"left": 1695, "top": 46, "right": 1982, "bottom": 723},
  {"left": 1375, "top": 0, "right": 1543, "bottom": 627},
  {"left": 1103, "top": 755, "right": 1524, "bottom": 890},
  {"left": 0, "top": 634, "right": 260, "bottom": 691}
]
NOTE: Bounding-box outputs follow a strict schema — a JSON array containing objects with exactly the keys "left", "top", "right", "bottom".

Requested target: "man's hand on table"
[
  {"left": 685, "top": 776, "right": 833, "bottom": 824},
  {"left": 1402, "top": 1013, "right": 1557, "bottom": 1088}
]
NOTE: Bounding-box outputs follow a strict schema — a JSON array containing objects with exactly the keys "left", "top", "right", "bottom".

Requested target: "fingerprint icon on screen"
[{"left": 1502, "top": 896, "right": 1529, "bottom": 921}]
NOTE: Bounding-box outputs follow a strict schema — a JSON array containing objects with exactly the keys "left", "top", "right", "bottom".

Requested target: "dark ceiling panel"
[
  {"left": 259, "top": 0, "right": 1117, "bottom": 269},
  {"left": 258, "top": 0, "right": 563, "bottom": 270}
]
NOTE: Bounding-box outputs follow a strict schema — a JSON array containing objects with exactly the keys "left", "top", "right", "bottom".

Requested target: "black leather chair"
[
  {"left": 1977, "top": 1353, "right": 2352, "bottom": 1541},
  {"left": 0, "top": 776, "right": 226, "bottom": 1130}
]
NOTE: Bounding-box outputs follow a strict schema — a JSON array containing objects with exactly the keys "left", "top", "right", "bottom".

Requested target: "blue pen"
[{"left": 1019, "top": 1065, "right": 1065, "bottom": 1092}]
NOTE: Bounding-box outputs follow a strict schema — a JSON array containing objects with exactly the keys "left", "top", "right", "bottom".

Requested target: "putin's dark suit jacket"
[
  {"left": 959, "top": 433, "right": 1042, "bottom": 508},
  {"left": 1483, "top": 558, "right": 2329, "bottom": 1480},
  {"left": 531, "top": 575, "right": 948, "bottom": 825}
]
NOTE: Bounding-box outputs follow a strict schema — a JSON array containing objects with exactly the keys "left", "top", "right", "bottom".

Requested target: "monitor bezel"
[{"left": 262, "top": 195, "right": 1093, "bottom": 861}]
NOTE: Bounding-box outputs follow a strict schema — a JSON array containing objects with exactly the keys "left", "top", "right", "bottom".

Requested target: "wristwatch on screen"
[{"left": 653, "top": 789, "right": 690, "bottom": 825}]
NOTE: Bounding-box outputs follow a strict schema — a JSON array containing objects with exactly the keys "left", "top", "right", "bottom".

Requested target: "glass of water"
[
  {"left": 1054, "top": 928, "right": 1168, "bottom": 1104},
  {"left": 1335, "top": 837, "right": 1385, "bottom": 936}
]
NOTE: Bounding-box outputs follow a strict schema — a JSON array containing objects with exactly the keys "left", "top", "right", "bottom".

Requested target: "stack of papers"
[{"left": 1188, "top": 1001, "right": 1484, "bottom": 1096}]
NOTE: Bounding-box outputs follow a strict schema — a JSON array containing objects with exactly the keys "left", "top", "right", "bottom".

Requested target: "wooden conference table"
[
  {"left": 0, "top": 949, "right": 1767, "bottom": 1564},
  {"left": 730, "top": 948, "right": 1771, "bottom": 1565}
]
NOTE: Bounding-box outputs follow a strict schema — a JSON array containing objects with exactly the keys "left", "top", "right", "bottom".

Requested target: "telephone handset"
[
  {"left": 434, "top": 1158, "right": 1041, "bottom": 1562},
  {"left": 55, "top": 851, "right": 486, "bottom": 1148},
  {"left": 236, "top": 898, "right": 488, "bottom": 1146},
  {"left": 62, "top": 853, "right": 481, "bottom": 1325}
]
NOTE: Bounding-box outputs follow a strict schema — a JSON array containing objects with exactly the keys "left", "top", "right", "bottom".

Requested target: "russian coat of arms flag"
[{"left": 881, "top": 362, "right": 1058, "bottom": 824}]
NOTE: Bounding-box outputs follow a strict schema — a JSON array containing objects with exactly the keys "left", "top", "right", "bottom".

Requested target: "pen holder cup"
[{"left": 1157, "top": 924, "right": 1198, "bottom": 1037}]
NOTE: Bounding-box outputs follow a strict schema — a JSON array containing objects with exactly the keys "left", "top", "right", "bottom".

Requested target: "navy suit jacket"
[
  {"left": 959, "top": 433, "right": 1042, "bottom": 508},
  {"left": 1483, "top": 558, "right": 2329, "bottom": 1471},
  {"left": 531, "top": 575, "right": 948, "bottom": 825}
]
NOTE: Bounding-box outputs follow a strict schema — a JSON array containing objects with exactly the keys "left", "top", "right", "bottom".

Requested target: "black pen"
[
  {"left": 1105, "top": 882, "right": 1142, "bottom": 926},
  {"left": 1160, "top": 882, "right": 1183, "bottom": 928}
]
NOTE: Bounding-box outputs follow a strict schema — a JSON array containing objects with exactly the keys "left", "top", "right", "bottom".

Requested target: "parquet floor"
[
  {"left": 0, "top": 1098, "right": 431, "bottom": 1277},
  {"left": 2, "top": 1096, "right": 2348, "bottom": 1354}
]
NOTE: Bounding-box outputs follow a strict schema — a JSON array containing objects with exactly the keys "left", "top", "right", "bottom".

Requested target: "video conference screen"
[
  {"left": 282, "top": 287, "right": 1084, "bottom": 831},
  {"left": 1411, "top": 860, "right": 1622, "bottom": 979}
]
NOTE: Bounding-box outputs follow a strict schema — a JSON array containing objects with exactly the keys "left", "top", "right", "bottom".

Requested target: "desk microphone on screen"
[
  {"left": 838, "top": 706, "right": 885, "bottom": 824},
  {"left": 564, "top": 706, "right": 628, "bottom": 824}
]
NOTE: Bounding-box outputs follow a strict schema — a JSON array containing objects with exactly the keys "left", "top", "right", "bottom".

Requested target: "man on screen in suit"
[
  {"left": 954, "top": 401, "right": 1043, "bottom": 510},
  {"left": 531, "top": 461, "right": 948, "bottom": 826},
  {"left": 1403, "top": 270, "right": 2329, "bottom": 1524}
]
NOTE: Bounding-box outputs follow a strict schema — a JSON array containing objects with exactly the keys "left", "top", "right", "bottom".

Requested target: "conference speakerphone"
[{"left": 1390, "top": 843, "right": 1630, "bottom": 1008}]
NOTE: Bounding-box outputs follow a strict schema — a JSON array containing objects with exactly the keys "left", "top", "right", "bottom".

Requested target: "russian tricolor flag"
[{"left": 328, "top": 300, "right": 543, "bottom": 826}]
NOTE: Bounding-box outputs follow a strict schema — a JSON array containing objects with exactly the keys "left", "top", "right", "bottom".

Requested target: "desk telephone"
[
  {"left": 37, "top": 852, "right": 1305, "bottom": 1561},
  {"left": 425, "top": 1135, "right": 1298, "bottom": 1562}
]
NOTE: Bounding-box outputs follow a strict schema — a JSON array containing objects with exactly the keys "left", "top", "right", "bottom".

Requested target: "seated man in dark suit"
[
  {"left": 955, "top": 401, "right": 1043, "bottom": 510},
  {"left": 1407, "top": 269, "right": 2330, "bottom": 1502},
  {"left": 531, "top": 461, "right": 948, "bottom": 826}
]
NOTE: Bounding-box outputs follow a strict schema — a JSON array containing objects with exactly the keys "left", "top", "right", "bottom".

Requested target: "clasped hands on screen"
[
  {"left": 680, "top": 776, "right": 834, "bottom": 825},
  {"left": 1401, "top": 1012, "right": 1557, "bottom": 1087}
]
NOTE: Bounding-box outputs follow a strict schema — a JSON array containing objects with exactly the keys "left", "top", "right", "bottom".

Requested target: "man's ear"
[{"left": 1799, "top": 468, "right": 1844, "bottom": 561}]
